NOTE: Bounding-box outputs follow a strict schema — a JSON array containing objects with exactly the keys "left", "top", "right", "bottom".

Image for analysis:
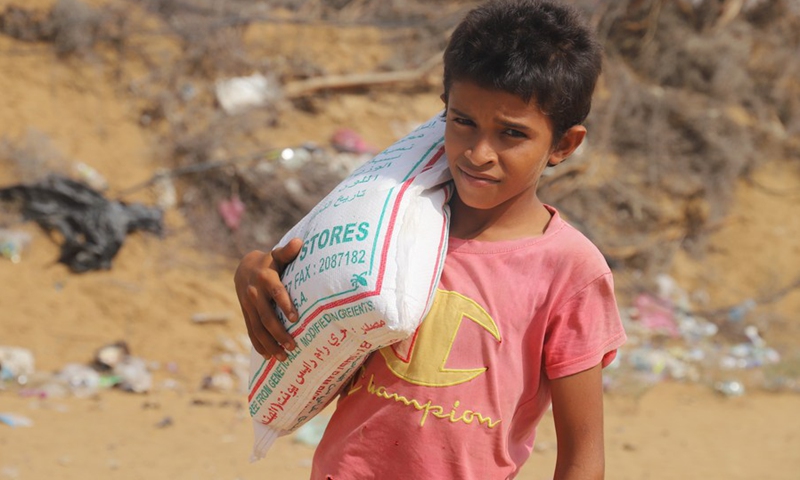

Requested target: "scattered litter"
[
  {"left": 191, "top": 312, "right": 232, "bottom": 324},
  {"left": 743, "top": 325, "right": 766, "bottom": 348},
  {"left": 202, "top": 371, "right": 236, "bottom": 392},
  {"left": 279, "top": 145, "right": 317, "bottom": 170},
  {"left": 215, "top": 73, "right": 281, "bottom": 115},
  {"left": 153, "top": 172, "right": 177, "bottom": 210},
  {"left": 727, "top": 299, "right": 757, "bottom": 322},
  {"left": 293, "top": 415, "right": 331, "bottom": 447},
  {"left": 625, "top": 347, "right": 699, "bottom": 383},
  {"left": 714, "top": 380, "right": 745, "bottom": 397},
  {"left": 0, "top": 413, "right": 33, "bottom": 428},
  {"left": 155, "top": 416, "right": 174, "bottom": 428},
  {"left": 71, "top": 162, "right": 108, "bottom": 191},
  {"left": 218, "top": 196, "right": 246, "bottom": 231},
  {"left": 0, "top": 230, "right": 32, "bottom": 264},
  {"left": 18, "top": 381, "right": 69, "bottom": 399},
  {"left": 330, "top": 128, "right": 378, "bottom": 154},
  {"left": 56, "top": 363, "right": 103, "bottom": 398},
  {"left": 0, "top": 346, "right": 35, "bottom": 384},
  {"left": 205, "top": 335, "right": 250, "bottom": 394},
  {"left": 1, "top": 277, "right": 793, "bottom": 420},
  {"left": 632, "top": 293, "right": 681, "bottom": 338},
  {"left": 0, "top": 175, "right": 164, "bottom": 273},
  {"left": 0, "top": 341, "right": 161, "bottom": 399},
  {"left": 605, "top": 273, "right": 793, "bottom": 396},
  {"left": 675, "top": 315, "right": 718, "bottom": 343},
  {"left": 114, "top": 356, "right": 153, "bottom": 394},
  {"left": 93, "top": 341, "right": 130, "bottom": 370},
  {"left": 330, "top": 152, "right": 374, "bottom": 176},
  {"left": 719, "top": 341, "right": 780, "bottom": 370}
]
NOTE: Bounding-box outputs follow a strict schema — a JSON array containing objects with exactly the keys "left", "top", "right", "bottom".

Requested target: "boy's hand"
[{"left": 234, "top": 238, "right": 302, "bottom": 361}]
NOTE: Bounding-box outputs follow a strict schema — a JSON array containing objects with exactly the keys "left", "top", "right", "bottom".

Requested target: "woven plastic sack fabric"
[{"left": 248, "top": 114, "right": 452, "bottom": 461}]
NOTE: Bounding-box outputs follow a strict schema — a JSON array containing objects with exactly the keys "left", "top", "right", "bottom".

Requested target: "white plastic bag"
[{"left": 248, "top": 114, "right": 451, "bottom": 460}]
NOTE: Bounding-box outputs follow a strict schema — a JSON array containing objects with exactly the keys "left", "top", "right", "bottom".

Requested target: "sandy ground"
[
  {"left": 2, "top": 6, "right": 800, "bottom": 479},
  {"left": 2, "top": 183, "right": 800, "bottom": 480}
]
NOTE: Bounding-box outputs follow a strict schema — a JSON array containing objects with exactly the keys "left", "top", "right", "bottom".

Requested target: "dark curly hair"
[{"left": 443, "top": 0, "right": 603, "bottom": 143}]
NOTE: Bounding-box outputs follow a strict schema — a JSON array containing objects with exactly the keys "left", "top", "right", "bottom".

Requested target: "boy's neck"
[{"left": 448, "top": 193, "right": 554, "bottom": 242}]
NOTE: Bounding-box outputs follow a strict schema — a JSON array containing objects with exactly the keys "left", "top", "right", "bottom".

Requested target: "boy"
[{"left": 234, "top": 0, "right": 626, "bottom": 478}]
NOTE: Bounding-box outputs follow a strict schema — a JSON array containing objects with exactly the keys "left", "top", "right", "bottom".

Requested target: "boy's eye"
[
  {"left": 503, "top": 129, "right": 527, "bottom": 138},
  {"left": 452, "top": 117, "right": 475, "bottom": 126}
]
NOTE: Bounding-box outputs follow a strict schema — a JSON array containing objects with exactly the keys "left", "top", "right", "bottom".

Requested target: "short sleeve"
[{"left": 543, "top": 272, "right": 627, "bottom": 380}]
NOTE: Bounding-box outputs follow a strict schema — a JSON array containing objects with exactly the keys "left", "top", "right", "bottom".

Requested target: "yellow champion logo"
[{"left": 380, "top": 289, "right": 502, "bottom": 387}]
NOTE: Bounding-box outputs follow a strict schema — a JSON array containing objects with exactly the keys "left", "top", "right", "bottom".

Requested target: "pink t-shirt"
[{"left": 312, "top": 206, "right": 627, "bottom": 479}]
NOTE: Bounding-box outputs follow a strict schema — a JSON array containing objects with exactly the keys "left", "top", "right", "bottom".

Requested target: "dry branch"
[{"left": 282, "top": 52, "right": 442, "bottom": 98}]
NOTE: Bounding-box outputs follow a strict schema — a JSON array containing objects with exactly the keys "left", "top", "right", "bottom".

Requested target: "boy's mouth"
[{"left": 458, "top": 167, "right": 499, "bottom": 184}]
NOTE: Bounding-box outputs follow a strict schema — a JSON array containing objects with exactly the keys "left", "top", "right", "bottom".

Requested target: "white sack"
[{"left": 248, "top": 114, "right": 451, "bottom": 461}]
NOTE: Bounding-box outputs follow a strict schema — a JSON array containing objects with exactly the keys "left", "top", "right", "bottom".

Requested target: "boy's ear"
[
  {"left": 440, "top": 93, "right": 448, "bottom": 106},
  {"left": 547, "top": 125, "right": 586, "bottom": 167}
]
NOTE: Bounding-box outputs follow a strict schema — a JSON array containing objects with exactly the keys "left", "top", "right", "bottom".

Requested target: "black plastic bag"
[{"left": 0, "top": 175, "right": 163, "bottom": 273}]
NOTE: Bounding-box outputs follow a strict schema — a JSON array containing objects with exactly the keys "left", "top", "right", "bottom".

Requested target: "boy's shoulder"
[
  {"left": 445, "top": 209, "right": 614, "bottom": 312},
  {"left": 528, "top": 209, "right": 616, "bottom": 304},
  {"left": 549, "top": 211, "right": 607, "bottom": 259},
  {"left": 488, "top": 206, "right": 612, "bottom": 297},
  {"left": 545, "top": 208, "right": 611, "bottom": 274}
]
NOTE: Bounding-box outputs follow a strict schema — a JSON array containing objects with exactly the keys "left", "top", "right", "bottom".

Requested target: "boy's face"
[{"left": 443, "top": 80, "right": 583, "bottom": 216}]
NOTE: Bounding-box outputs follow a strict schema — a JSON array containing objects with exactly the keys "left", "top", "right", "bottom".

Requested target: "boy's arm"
[
  {"left": 233, "top": 238, "right": 302, "bottom": 361},
  {"left": 550, "top": 363, "right": 606, "bottom": 480}
]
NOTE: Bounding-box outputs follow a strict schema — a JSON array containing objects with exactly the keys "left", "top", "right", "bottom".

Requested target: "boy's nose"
[{"left": 465, "top": 137, "right": 498, "bottom": 165}]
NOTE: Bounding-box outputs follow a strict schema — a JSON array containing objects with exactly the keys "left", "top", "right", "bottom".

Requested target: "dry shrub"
[
  {"left": 0, "top": 5, "right": 52, "bottom": 41},
  {"left": 137, "top": 0, "right": 800, "bottom": 269},
  {"left": 540, "top": 0, "right": 800, "bottom": 281},
  {"left": 0, "top": 0, "right": 130, "bottom": 58},
  {"left": 48, "top": 0, "right": 103, "bottom": 57}
]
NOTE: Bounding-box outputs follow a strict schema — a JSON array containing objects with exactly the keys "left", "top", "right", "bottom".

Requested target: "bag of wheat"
[{"left": 248, "top": 114, "right": 451, "bottom": 461}]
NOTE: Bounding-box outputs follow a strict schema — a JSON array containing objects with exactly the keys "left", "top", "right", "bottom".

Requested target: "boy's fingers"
[
  {"left": 242, "top": 301, "right": 283, "bottom": 360},
  {"left": 266, "top": 244, "right": 303, "bottom": 323},
  {"left": 235, "top": 247, "right": 299, "bottom": 360},
  {"left": 264, "top": 318, "right": 294, "bottom": 358},
  {"left": 248, "top": 285, "right": 293, "bottom": 360},
  {"left": 272, "top": 238, "right": 303, "bottom": 270},
  {"left": 242, "top": 306, "right": 270, "bottom": 358},
  {"left": 270, "top": 282, "right": 298, "bottom": 325}
]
